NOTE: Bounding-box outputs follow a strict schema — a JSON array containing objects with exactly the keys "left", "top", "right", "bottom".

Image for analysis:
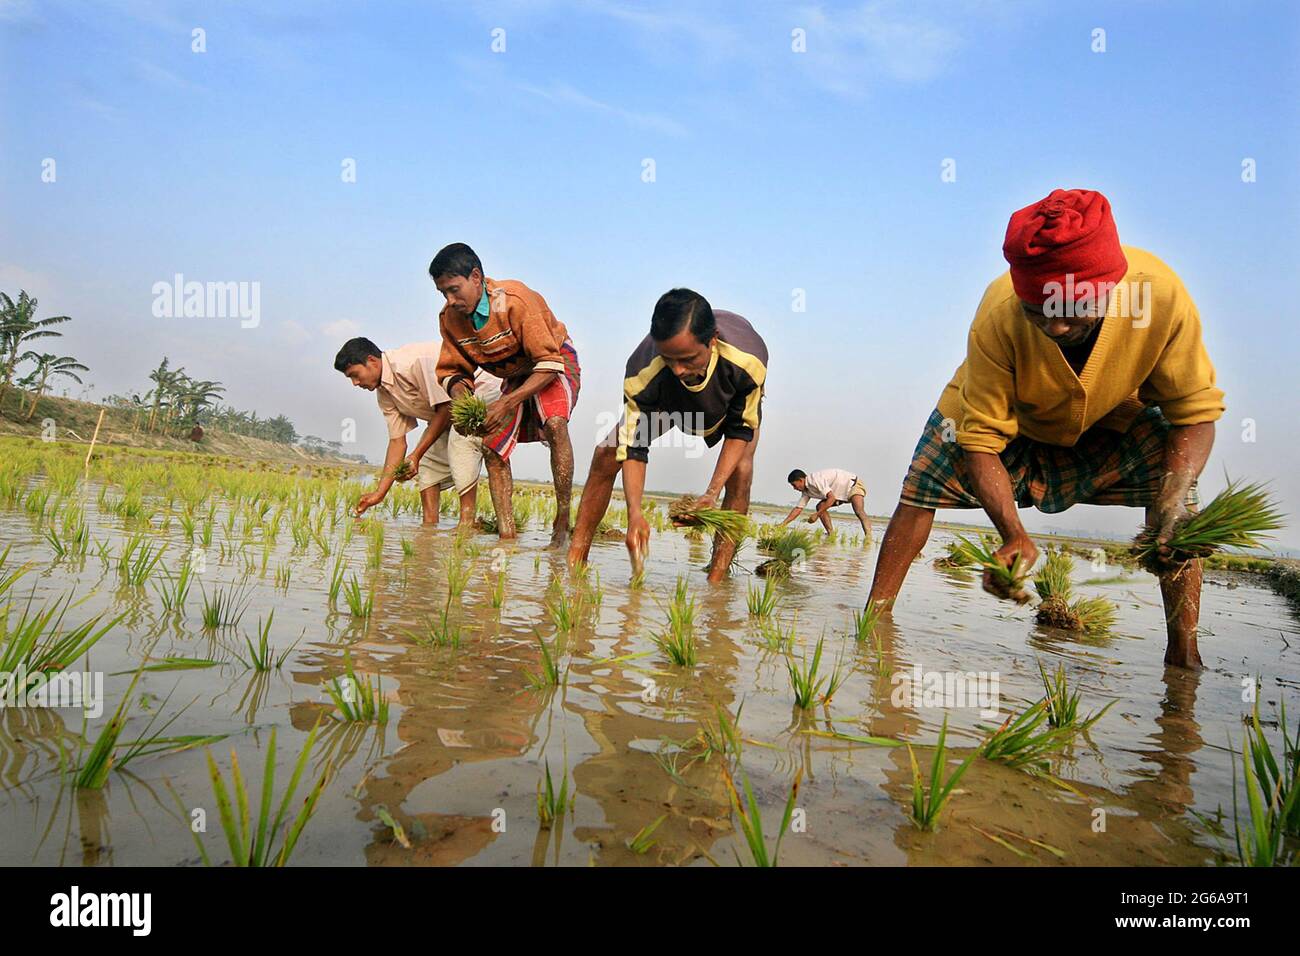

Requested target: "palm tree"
[
  {"left": 23, "top": 354, "right": 88, "bottom": 420},
  {"left": 146, "top": 357, "right": 186, "bottom": 434},
  {"left": 1, "top": 291, "right": 70, "bottom": 410}
]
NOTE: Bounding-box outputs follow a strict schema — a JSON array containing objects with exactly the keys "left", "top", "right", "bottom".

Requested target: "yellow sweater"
[{"left": 936, "top": 246, "right": 1225, "bottom": 455}]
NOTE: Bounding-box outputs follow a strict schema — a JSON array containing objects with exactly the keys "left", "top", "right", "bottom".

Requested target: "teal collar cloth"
[{"left": 472, "top": 287, "right": 491, "bottom": 330}]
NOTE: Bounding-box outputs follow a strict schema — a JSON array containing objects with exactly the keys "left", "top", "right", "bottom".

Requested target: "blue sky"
[{"left": 3, "top": 0, "right": 1297, "bottom": 546}]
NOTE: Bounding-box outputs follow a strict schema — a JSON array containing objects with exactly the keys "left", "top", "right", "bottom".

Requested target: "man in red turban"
[{"left": 867, "top": 188, "right": 1225, "bottom": 669}]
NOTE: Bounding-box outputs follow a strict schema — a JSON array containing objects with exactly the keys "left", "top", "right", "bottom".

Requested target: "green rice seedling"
[
  {"left": 446, "top": 548, "right": 472, "bottom": 599},
  {"left": 1132, "top": 480, "right": 1284, "bottom": 574},
  {"left": 153, "top": 560, "right": 196, "bottom": 614},
  {"left": 667, "top": 495, "right": 750, "bottom": 543},
  {"left": 720, "top": 761, "right": 801, "bottom": 867},
  {"left": 489, "top": 566, "right": 507, "bottom": 608},
  {"left": 978, "top": 698, "right": 1107, "bottom": 773},
  {"left": 450, "top": 393, "right": 489, "bottom": 436},
  {"left": 274, "top": 563, "right": 292, "bottom": 590},
  {"left": 0, "top": 592, "right": 119, "bottom": 677},
  {"left": 629, "top": 567, "right": 646, "bottom": 590},
  {"left": 546, "top": 589, "right": 577, "bottom": 632},
  {"left": 200, "top": 514, "right": 214, "bottom": 548},
  {"left": 1069, "top": 595, "right": 1118, "bottom": 635},
  {"left": 746, "top": 577, "right": 781, "bottom": 618},
  {"left": 512, "top": 496, "right": 531, "bottom": 531},
  {"left": 953, "top": 534, "right": 1032, "bottom": 603},
  {"left": 698, "top": 703, "right": 745, "bottom": 762},
  {"left": 24, "top": 486, "right": 51, "bottom": 521},
  {"left": 1223, "top": 697, "right": 1300, "bottom": 866},
  {"left": 407, "top": 595, "right": 462, "bottom": 649},
  {"left": 852, "top": 600, "right": 885, "bottom": 644},
  {"left": 383, "top": 459, "right": 416, "bottom": 483},
  {"left": 117, "top": 535, "right": 167, "bottom": 587},
  {"left": 932, "top": 540, "right": 977, "bottom": 569},
  {"left": 342, "top": 575, "right": 374, "bottom": 620},
  {"left": 199, "top": 581, "right": 251, "bottom": 630},
  {"left": 787, "top": 636, "right": 828, "bottom": 709},
  {"left": 653, "top": 621, "right": 696, "bottom": 667},
  {"left": 41, "top": 525, "right": 69, "bottom": 559},
  {"left": 71, "top": 675, "right": 220, "bottom": 788},
  {"left": 234, "top": 612, "right": 300, "bottom": 671},
  {"left": 755, "top": 616, "right": 795, "bottom": 652},
  {"left": 327, "top": 554, "right": 346, "bottom": 606},
  {"left": 400, "top": 536, "right": 414, "bottom": 559},
  {"left": 536, "top": 759, "right": 573, "bottom": 828},
  {"left": 1038, "top": 660, "right": 1081, "bottom": 728},
  {"left": 907, "top": 715, "right": 975, "bottom": 832},
  {"left": 187, "top": 721, "right": 331, "bottom": 867},
  {"left": 524, "top": 631, "right": 566, "bottom": 688},
  {"left": 627, "top": 815, "right": 667, "bottom": 854},
  {"left": 1034, "top": 549, "right": 1074, "bottom": 601},
  {"left": 0, "top": 545, "right": 32, "bottom": 601},
  {"left": 325, "top": 651, "right": 389, "bottom": 723}
]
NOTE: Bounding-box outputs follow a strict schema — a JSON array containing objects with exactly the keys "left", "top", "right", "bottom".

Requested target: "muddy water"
[{"left": 1, "top": 483, "right": 1297, "bottom": 867}]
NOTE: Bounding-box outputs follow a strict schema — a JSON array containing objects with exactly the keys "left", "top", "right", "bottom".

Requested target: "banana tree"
[
  {"left": 23, "top": 353, "right": 88, "bottom": 420},
  {"left": 1, "top": 291, "right": 70, "bottom": 409}
]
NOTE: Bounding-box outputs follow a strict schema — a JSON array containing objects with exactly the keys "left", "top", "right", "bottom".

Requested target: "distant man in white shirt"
[
  {"left": 334, "top": 337, "right": 501, "bottom": 529},
  {"left": 777, "top": 468, "right": 871, "bottom": 538}
]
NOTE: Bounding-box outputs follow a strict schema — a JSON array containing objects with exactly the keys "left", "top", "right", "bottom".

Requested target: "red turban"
[{"left": 1002, "top": 189, "right": 1128, "bottom": 304}]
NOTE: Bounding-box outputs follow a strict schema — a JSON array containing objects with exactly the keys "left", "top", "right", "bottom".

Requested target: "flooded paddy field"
[{"left": 1, "top": 437, "right": 1296, "bottom": 867}]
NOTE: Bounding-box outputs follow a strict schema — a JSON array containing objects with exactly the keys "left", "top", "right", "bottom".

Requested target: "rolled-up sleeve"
[
  {"left": 436, "top": 321, "right": 477, "bottom": 393},
  {"left": 957, "top": 319, "right": 1020, "bottom": 454},
  {"left": 377, "top": 389, "right": 415, "bottom": 439},
  {"left": 516, "top": 292, "right": 567, "bottom": 374}
]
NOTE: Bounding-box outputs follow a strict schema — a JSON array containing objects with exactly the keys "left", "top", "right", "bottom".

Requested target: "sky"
[{"left": 3, "top": 0, "right": 1298, "bottom": 547}]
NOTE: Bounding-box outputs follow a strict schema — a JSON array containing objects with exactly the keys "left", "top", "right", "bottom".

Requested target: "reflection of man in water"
[
  {"left": 868, "top": 189, "right": 1225, "bottom": 669},
  {"left": 568, "top": 289, "right": 768, "bottom": 584}
]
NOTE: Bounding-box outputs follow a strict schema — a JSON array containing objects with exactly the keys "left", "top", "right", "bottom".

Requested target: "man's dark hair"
[
  {"left": 428, "top": 243, "right": 483, "bottom": 281},
  {"left": 788, "top": 469, "right": 807, "bottom": 484},
  {"left": 650, "top": 288, "right": 716, "bottom": 344},
  {"left": 334, "top": 337, "right": 382, "bottom": 373}
]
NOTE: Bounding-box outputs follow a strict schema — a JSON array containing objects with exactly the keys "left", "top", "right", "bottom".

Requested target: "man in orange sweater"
[
  {"left": 867, "top": 189, "right": 1225, "bottom": 669},
  {"left": 430, "top": 243, "right": 580, "bottom": 547}
]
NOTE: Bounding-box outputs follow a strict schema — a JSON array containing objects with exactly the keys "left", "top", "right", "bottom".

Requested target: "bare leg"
[
  {"left": 705, "top": 431, "right": 758, "bottom": 584},
  {"left": 568, "top": 433, "right": 619, "bottom": 567},
  {"left": 484, "top": 449, "right": 516, "bottom": 539},
  {"left": 850, "top": 494, "right": 872, "bottom": 541},
  {"left": 866, "top": 503, "right": 936, "bottom": 609},
  {"left": 1147, "top": 505, "right": 1204, "bottom": 668},
  {"left": 817, "top": 509, "right": 833, "bottom": 534},
  {"left": 419, "top": 487, "right": 440, "bottom": 526},
  {"left": 542, "top": 416, "right": 575, "bottom": 548},
  {"left": 456, "top": 483, "right": 477, "bottom": 531}
]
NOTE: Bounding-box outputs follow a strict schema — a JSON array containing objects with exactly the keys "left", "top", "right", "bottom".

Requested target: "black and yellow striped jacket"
[{"left": 617, "top": 311, "right": 768, "bottom": 463}]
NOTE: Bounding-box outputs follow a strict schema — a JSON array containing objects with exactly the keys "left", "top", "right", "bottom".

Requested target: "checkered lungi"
[{"left": 899, "top": 405, "right": 1197, "bottom": 513}]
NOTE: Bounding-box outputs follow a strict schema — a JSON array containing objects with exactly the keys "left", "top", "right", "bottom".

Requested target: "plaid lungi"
[
  {"left": 483, "top": 340, "right": 580, "bottom": 460},
  {"left": 899, "top": 405, "right": 1197, "bottom": 513}
]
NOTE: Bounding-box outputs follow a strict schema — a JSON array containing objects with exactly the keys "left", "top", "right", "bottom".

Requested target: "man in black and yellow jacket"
[{"left": 568, "top": 288, "right": 768, "bottom": 583}]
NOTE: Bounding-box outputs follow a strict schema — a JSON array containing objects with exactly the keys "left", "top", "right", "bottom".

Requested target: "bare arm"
[
  {"left": 698, "top": 436, "right": 749, "bottom": 508},
  {"left": 484, "top": 369, "right": 558, "bottom": 431},
  {"left": 964, "top": 450, "right": 1037, "bottom": 595},
  {"left": 622, "top": 458, "right": 650, "bottom": 562},
  {"left": 356, "top": 436, "right": 407, "bottom": 515},
  {"left": 1151, "top": 421, "right": 1215, "bottom": 560}
]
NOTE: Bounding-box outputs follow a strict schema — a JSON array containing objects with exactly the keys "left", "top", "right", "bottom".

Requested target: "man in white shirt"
[
  {"left": 334, "top": 337, "right": 500, "bottom": 529},
  {"left": 777, "top": 467, "right": 871, "bottom": 538}
]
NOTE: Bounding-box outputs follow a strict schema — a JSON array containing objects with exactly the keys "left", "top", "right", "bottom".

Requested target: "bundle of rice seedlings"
[
  {"left": 667, "top": 494, "right": 750, "bottom": 543},
  {"left": 954, "top": 535, "right": 1032, "bottom": 603},
  {"left": 1132, "top": 480, "right": 1284, "bottom": 574},
  {"left": 449, "top": 394, "right": 489, "bottom": 436},
  {"left": 932, "top": 540, "right": 975, "bottom": 570},
  {"left": 1034, "top": 549, "right": 1077, "bottom": 628},
  {"left": 384, "top": 459, "right": 415, "bottom": 482}
]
